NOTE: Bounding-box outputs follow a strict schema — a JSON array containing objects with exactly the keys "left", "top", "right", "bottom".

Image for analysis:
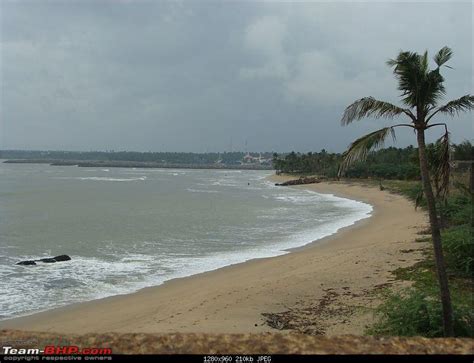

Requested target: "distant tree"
[
  {"left": 338, "top": 46, "right": 474, "bottom": 336},
  {"left": 453, "top": 140, "right": 473, "bottom": 161}
]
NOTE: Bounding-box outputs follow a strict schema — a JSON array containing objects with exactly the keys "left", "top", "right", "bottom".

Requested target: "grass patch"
[
  {"left": 381, "top": 180, "right": 423, "bottom": 203},
  {"left": 442, "top": 224, "right": 474, "bottom": 277},
  {"left": 391, "top": 260, "right": 433, "bottom": 285},
  {"left": 368, "top": 287, "right": 474, "bottom": 337}
]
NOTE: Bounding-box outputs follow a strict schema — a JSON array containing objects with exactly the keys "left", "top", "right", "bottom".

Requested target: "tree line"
[{"left": 273, "top": 141, "right": 472, "bottom": 180}]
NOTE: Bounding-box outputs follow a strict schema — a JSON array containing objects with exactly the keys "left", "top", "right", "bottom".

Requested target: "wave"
[
  {"left": 273, "top": 194, "right": 322, "bottom": 204},
  {"left": 54, "top": 176, "right": 147, "bottom": 182},
  {"left": 186, "top": 188, "right": 220, "bottom": 194}
]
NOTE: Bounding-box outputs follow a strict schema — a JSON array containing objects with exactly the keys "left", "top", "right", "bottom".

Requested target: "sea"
[{"left": 0, "top": 162, "right": 372, "bottom": 320}]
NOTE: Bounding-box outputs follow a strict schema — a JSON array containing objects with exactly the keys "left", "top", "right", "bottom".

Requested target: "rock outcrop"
[
  {"left": 16, "top": 260, "right": 37, "bottom": 266},
  {"left": 16, "top": 255, "right": 72, "bottom": 266},
  {"left": 52, "top": 255, "right": 72, "bottom": 262},
  {"left": 275, "top": 177, "right": 322, "bottom": 186}
]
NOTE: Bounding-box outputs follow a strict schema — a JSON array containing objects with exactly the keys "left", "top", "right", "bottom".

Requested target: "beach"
[{"left": 0, "top": 176, "right": 428, "bottom": 335}]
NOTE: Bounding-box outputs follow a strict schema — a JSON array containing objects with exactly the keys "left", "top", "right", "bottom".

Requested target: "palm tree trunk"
[
  {"left": 470, "top": 165, "right": 474, "bottom": 215},
  {"left": 416, "top": 128, "right": 454, "bottom": 336}
]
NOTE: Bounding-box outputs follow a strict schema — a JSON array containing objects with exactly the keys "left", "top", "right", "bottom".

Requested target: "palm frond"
[
  {"left": 338, "top": 127, "right": 396, "bottom": 176},
  {"left": 387, "top": 49, "right": 449, "bottom": 108},
  {"left": 386, "top": 51, "right": 419, "bottom": 69},
  {"left": 434, "top": 95, "right": 474, "bottom": 117},
  {"left": 422, "top": 68, "right": 446, "bottom": 109},
  {"left": 341, "top": 97, "right": 409, "bottom": 125},
  {"left": 434, "top": 46, "right": 453, "bottom": 68},
  {"left": 434, "top": 130, "right": 451, "bottom": 199},
  {"left": 421, "top": 50, "right": 429, "bottom": 74},
  {"left": 386, "top": 51, "right": 424, "bottom": 107}
]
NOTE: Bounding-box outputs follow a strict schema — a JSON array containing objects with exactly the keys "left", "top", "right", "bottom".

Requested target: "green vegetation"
[
  {"left": 272, "top": 149, "right": 340, "bottom": 177},
  {"left": 368, "top": 180, "right": 473, "bottom": 337},
  {"left": 442, "top": 224, "right": 473, "bottom": 277},
  {"left": 273, "top": 143, "right": 470, "bottom": 182},
  {"left": 453, "top": 141, "right": 474, "bottom": 161},
  {"left": 368, "top": 288, "right": 473, "bottom": 337},
  {"left": 273, "top": 146, "right": 421, "bottom": 179}
]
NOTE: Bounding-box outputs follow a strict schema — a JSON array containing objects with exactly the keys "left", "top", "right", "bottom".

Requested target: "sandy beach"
[{"left": 0, "top": 176, "right": 428, "bottom": 335}]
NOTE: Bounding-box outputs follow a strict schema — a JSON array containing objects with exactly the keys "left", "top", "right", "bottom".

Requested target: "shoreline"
[{"left": 0, "top": 176, "right": 428, "bottom": 335}]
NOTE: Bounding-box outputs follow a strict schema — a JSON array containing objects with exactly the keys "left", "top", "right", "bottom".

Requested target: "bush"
[
  {"left": 439, "top": 195, "right": 472, "bottom": 226},
  {"left": 442, "top": 224, "right": 474, "bottom": 276},
  {"left": 369, "top": 288, "right": 474, "bottom": 337},
  {"left": 386, "top": 181, "right": 424, "bottom": 205}
]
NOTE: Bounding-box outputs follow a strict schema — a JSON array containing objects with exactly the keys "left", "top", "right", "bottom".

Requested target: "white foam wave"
[
  {"left": 273, "top": 194, "right": 322, "bottom": 204},
  {"left": 187, "top": 188, "right": 220, "bottom": 194},
  {"left": 54, "top": 176, "right": 147, "bottom": 182}
]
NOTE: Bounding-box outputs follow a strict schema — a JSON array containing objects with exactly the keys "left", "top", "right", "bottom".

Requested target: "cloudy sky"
[{"left": 1, "top": 0, "right": 472, "bottom": 153}]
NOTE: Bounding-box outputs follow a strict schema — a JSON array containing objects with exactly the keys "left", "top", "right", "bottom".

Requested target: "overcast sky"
[{"left": 1, "top": 0, "right": 472, "bottom": 153}]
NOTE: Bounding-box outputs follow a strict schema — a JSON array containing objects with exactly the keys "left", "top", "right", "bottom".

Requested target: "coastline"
[{"left": 0, "top": 176, "right": 428, "bottom": 335}]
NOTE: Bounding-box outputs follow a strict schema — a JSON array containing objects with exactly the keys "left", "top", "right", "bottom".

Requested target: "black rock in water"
[
  {"left": 53, "top": 255, "right": 71, "bottom": 262},
  {"left": 16, "top": 260, "right": 37, "bottom": 266},
  {"left": 39, "top": 258, "right": 56, "bottom": 263},
  {"left": 16, "top": 254, "right": 72, "bottom": 266}
]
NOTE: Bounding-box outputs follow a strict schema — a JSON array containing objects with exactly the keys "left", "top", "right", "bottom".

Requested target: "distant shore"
[
  {"left": 0, "top": 175, "right": 428, "bottom": 335},
  {"left": 3, "top": 159, "right": 272, "bottom": 170}
]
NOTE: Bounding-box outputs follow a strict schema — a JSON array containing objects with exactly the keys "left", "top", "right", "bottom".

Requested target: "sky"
[{"left": 0, "top": 0, "right": 472, "bottom": 153}]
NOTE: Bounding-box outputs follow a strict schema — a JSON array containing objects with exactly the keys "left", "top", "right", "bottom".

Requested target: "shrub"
[
  {"left": 442, "top": 224, "right": 474, "bottom": 276},
  {"left": 439, "top": 195, "right": 472, "bottom": 226},
  {"left": 369, "top": 288, "right": 474, "bottom": 337}
]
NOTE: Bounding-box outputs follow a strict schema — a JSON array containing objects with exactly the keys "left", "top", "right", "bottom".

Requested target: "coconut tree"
[{"left": 338, "top": 46, "right": 474, "bottom": 336}]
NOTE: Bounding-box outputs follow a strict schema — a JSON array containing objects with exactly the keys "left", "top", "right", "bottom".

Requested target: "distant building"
[{"left": 241, "top": 153, "right": 272, "bottom": 165}]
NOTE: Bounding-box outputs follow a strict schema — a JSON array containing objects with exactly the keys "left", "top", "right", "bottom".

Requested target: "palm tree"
[{"left": 338, "top": 46, "right": 474, "bottom": 336}]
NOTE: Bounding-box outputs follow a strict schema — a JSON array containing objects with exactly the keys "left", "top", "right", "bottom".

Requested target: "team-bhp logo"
[
  {"left": 44, "top": 346, "right": 112, "bottom": 355},
  {"left": 3, "top": 345, "right": 112, "bottom": 355}
]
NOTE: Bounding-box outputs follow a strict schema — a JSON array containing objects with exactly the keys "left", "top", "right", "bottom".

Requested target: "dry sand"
[{"left": 0, "top": 177, "right": 429, "bottom": 335}]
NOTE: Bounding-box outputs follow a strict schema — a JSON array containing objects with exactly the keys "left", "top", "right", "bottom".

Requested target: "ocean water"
[{"left": 0, "top": 162, "right": 372, "bottom": 320}]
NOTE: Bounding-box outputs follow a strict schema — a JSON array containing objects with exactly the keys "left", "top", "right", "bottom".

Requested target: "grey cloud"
[{"left": 1, "top": 0, "right": 472, "bottom": 152}]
